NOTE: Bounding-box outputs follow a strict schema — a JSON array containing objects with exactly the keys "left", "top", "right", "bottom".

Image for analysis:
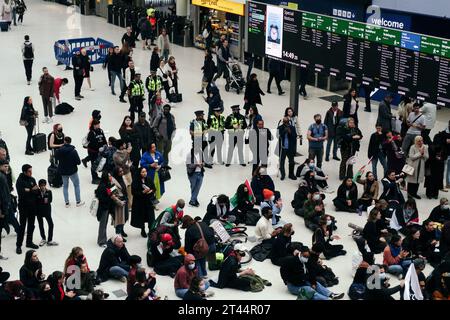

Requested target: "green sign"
[
  {"left": 348, "top": 21, "right": 366, "bottom": 39},
  {"left": 364, "top": 25, "right": 382, "bottom": 43},
  {"left": 302, "top": 12, "right": 317, "bottom": 29},
  {"left": 316, "top": 15, "right": 333, "bottom": 32},
  {"left": 441, "top": 40, "right": 450, "bottom": 59},
  {"left": 381, "top": 28, "right": 401, "bottom": 46},
  {"left": 421, "top": 36, "right": 442, "bottom": 56},
  {"left": 331, "top": 18, "right": 349, "bottom": 36}
]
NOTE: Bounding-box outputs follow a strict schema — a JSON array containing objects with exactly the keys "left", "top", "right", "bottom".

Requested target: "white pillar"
[{"left": 176, "top": 0, "right": 188, "bottom": 17}]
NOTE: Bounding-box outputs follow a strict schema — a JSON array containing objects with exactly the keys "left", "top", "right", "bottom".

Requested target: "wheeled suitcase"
[
  {"left": 32, "top": 117, "right": 47, "bottom": 153},
  {"left": 48, "top": 164, "right": 62, "bottom": 188},
  {"left": 0, "top": 21, "right": 9, "bottom": 32}
]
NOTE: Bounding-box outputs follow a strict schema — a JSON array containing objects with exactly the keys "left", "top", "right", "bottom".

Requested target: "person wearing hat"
[
  {"left": 127, "top": 72, "right": 145, "bottom": 122},
  {"left": 260, "top": 189, "right": 284, "bottom": 226},
  {"left": 213, "top": 243, "right": 253, "bottom": 291},
  {"left": 174, "top": 254, "right": 200, "bottom": 298},
  {"left": 190, "top": 110, "right": 209, "bottom": 167},
  {"left": 279, "top": 245, "right": 344, "bottom": 299},
  {"left": 151, "top": 104, "right": 176, "bottom": 166},
  {"left": 150, "top": 232, "right": 183, "bottom": 277},
  {"left": 376, "top": 93, "right": 394, "bottom": 134},
  {"left": 181, "top": 214, "right": 216, "bottom": 279},
  {"left": 206, "top": 107, "right": 226, "bottom": 166},
  {"left": 134, "top": 112, "right": 156, "bottom": 155},
  {"left": 324, "top": 101, "right": 343, "bottom": 162},
  {"left": 145, "top": 70, "right": 162, "bottom": 103},
  {"left": 0, "top": 159, "right": 11, "bottom": 260},
  {"left": 225, "top": 105, "right": 247, "bottom": 166}
]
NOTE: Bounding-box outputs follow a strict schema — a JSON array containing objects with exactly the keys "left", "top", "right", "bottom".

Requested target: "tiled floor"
[{"left": 0, "top": 1, "right": 449, "bottom": 300}]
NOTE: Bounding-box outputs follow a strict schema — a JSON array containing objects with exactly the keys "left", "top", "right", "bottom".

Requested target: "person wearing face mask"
[
  {"left": 203, "top": 194, "right": 235, "bottom": 225},
  {"left": 296, "top": 158, "right": 329, "bottom": 191},
  {"left": 428, "top": 198, "right": 450, "bottom": 224},
  {"left": 150, "top": 233, "right": 184, "bottom": 277},
  {"left": 277, "top": 117, "right": 297, "bottom": 180},
  {"left": 181, "top": 215, "right": 216, "bottom": 279},
  {"left": 365, "top": 265, "right": 405, "bottom": 300},
  {"left": 303, "top": 192, "right": 326, "bottom": 231},
  {"left": 151, "top": 104, "right": 176, "bottom": 166},
  {"left": 280, "top": 245, "right": 344, "bottom": 299},
  {"left": 270, "top": 223, "right": 299, "bottom": 266},
  {"left": 313, "top": 215, "right": 346, "bottom": 260},
  {"left": 230, "top": 183, "right": 258, "bottom": 225},
  {"left": 151, "top": 199, "right": 185, "bottom": 247},
  {"left": 251, "top": 166, "right": 276, "bottom": 205},
  {"left": 333, "top": 177, "right": 358, "bottom": 213},
  {"left": 48, "top": 123, "right": 65, "bottom": 156},
  {"left": 174, "top": 254, "right": 198, "bottom": 298},
  {"left": 255, "top": 207, "right": 281, "bottom": 243},
  {"left": 307, "top": 114, "right": 328, "bottom": 169},
  {"left": 260, "top": 189, "right": 284, "bottom": 227},
  {"left": 291, "top": 180, "right": 313, "bottom": 218}
]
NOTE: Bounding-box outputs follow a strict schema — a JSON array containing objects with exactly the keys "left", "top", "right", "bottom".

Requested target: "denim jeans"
[
  {"left": 62, "top": 173, "right": 81, "bottom": 204},
  {"left": 110, "top": 71, "right": 125, "bottom": 94},
  {"left": 325, "top": 136, "right": 338, "bottom": 159},
  {"left": 188, "top": 172, "right": 203, "bottom": 203},
  {"left": 371, "top": 151, "right": 387, "bottom": 180},
  {"left": 287, "top": 281, "right": 331, "bottom": 300},
  {"left": 175, "top": 281, "right": 209, "bottom": 299},
  {"left": 196, "top": 243, "right": 216, "bottom": 278},
  {"left": 109, "top": 265, "right": 130, "bottom": 279},
  {"left": 387, "top": 259, "right": 412, "bottom": 275}
]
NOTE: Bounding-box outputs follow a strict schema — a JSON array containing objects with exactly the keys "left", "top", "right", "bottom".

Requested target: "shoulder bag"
[{"left": 193, "top": 223, "right": 210, "bottom": 258}]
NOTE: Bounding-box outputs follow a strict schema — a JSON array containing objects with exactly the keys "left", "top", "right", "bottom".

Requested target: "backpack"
[
  {"left": 23, "top": 42, "right": 34, "bottom": 59},
  {"left": 193, "top": 223, "right": 209, "bottom": 258},
  {"left": 82, "top": 134, "right": 89, "bottom": 148},
  {"left": 55, "top": 103, "right": 74, "bottom": 115},
  {"left": 348, "top": 283, "right": 366, "bottom": 300}
]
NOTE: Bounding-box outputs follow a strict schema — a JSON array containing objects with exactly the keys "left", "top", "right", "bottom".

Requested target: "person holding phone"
[
  {"left": 131, "top": 167, "right": 156, "bottom": 238},
  {"left": 140, "top": 143, "right": 165, "bottom": 203}
]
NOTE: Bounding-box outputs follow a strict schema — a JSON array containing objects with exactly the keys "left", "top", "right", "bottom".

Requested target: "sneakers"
[
  {"left": 25, "top": 150, "right": 34, "bottom": 155},
  {"left": 26, "top": 243, "right": 39, "bottom": 249},
  {"left": 99, "top": 243, "right": 107, "bottom": 248},
  {"left": 47, "top": 241, "right": 59, "bottom": 246},
  {"left": 76, "top": 201, "right": 85, "bottom": 207},
  {"left": 330, "top": 292, "right": 344, "bottom": 300},
  {"left": 65, "top": 203, "right": 70, "bottom": 208},
  {"left": 39, "top": 239, "right": 47, "bottom": 247},
  {"left": 0, "top": 253, "right": 8, "bottom": 260},
  {"left": 90, "top": 88, "right": 95, "bottom": 91},
  {"left": 75, "top": 96, "right": 82, "bottom": 100}
]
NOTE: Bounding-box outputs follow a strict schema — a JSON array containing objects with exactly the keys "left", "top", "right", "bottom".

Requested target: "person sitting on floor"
[
  {"left": 96, "top": 235, "right": 132, "bottom": 283},
  {"left": 356, "top": 171, "right": 379, "bottom": 215},
  {"left": 312, "top": 215, "right": 346, "bottom": 260},
  {"left": 150, "top": 233, "right": 183, "bottom": 277},
  {"left": 303, "top": 192, "right": 327, "bottom": 231},
  {"left": 296, "top": 158, "right": 330, "bottom": 191},
  {"left": 391, "top": 198, "right": 420, "bottom": 236},
  {"left": 270, "top": 223, "right": 299, "bottom": 266},
  {"left": 383, "top": 234, "right": 412, "bottom": 278},
  {"left": 428, "top": 198, "right": 450, "bottom": 224},
  {"left": 260, "top": 189, "right": 284, "bottom": 227},
  {"left": 419, "top": 219, "right": 441, "bottom": 267},
  {"left": 333, "top": 177, "right": 358, "bottom": 213},
  {"left": 255, "top": 207, "right": 281, "bottom": 244},
  {"left": 230, "top": 183, "right": 259, "bottom": 225},
  {"left": 251, "top": 166, "right": 277, "bottom": 205},
  {"left": 203, "top": 194, "right": 235, "bottom": 225},
  {"left": 362, "top": 207, "right": 388, "bottom": 254}
]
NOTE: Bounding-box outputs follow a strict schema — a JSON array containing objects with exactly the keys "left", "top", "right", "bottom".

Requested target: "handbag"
[
  {"left": 158, "top": 166, "right": 171, "bottom": 182},
  {"left": 89, "top": 198, "right": 99, "bottom": 216},
  {"left": 193, "top": 223, "right": 209, "bottom": 258},
  {"left": 402, "top": 164, "right": 415, "bottom": 176},
  {"left": 19, "top": 119, "right": 28, "bottom": 126}
]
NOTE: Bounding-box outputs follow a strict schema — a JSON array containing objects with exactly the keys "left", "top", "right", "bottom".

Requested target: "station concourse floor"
[{"left": 0, "top": 1, "right": 449, "bottom": 300}]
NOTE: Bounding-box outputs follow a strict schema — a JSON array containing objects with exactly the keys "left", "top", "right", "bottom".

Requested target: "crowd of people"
[{"left": 1, "top": 3, "right": 450, "bottom": 301}]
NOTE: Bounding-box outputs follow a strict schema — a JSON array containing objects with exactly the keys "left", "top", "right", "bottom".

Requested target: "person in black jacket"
[
  {"left": 230, "top": 183, "right": 258, "bottom": 224},
  {"left": 149, "top": 232, "right": 183, "bottom": 277},
  {"left": 270, "top": 223, "right": 297, "bottom": 266},
  {"left": 362, "top": 208, "right": 387, "bottom": 254},
  {"left": 333, "top": 177, "right": 358, "bottom": 213},
  {"left": 95, "top": 172, "right": 115, "bottom": 247},
  {"left": 15, "top": 164, "right": 39, "bottom": 254},
  {"left": 380, "top": 170, "right": 406, "bottom": 205},
  {"left": 313, "top": 215, "right": 346, "bottom": 260},
  {"left": 122, "top": 27, "right": 136, "bottom": 48},
  {"left": 267, "top": 58, "right": 284, "bottom": 95},
  {"left": 150, "top": 47, "right": 160, "bottom": 73},
  {"left": 134, "top": 112, "right": 156, "bottom": 155},
  {"left": 109, "top": 46, "right": 126, "bottom": 96},
  {"left": 365, "top": 272, "right": 405, "bottom": 300},
  {"left": 368, "top": 124, "right": 387, "bottom": 180},
  {"left": 119, "top": 116, "right": 141, "bottom": 168},
  {"left": 36, "top": 179, "right": 57, "bottom": 247},
  {"left": 342, "top": 88, "right": 359, "bottom": 126},
  {"left": 55, "top": 137, "right": 84, "bottom": 207},
  {"left": 130, "top": 167, "right": 156, "bottom": 237},
  {"left": 19, "top": 250, "right": 45, "bottom": 297},
  {"left": 203, "top": 194, "right": 234, "bottom": 225},
  {"left": 181, "top": 215, "right": 216, "bottom": 278},
  {"left": 428, "top": 198, "right": 450, "bottom": 224},
  {"left": 251, "top": 166, "right": 276, "bottom": 205},
  {"left": 20, "top": 96, "right": 37, "bottom": 155},
  {"left": 183, "top": 276, "right": 207, "bottom": 301},
  {"left": 244, "top": 73, "right": 265, "bottom": 113},
  {"left": 0, "top": 159, "right": 12, "bottom": 259},
  {"left": 97, "top": 235, "right": 132, "bottom": 282},
  {"left": 324, "top": 101, "right": 343, "bottom": 162},
  {"left": 83, "top": 120, "right": 107, "bottom": 184},
  {"left": 278, "top": 117, "right": 297, "bottom": 180},
  {"left": 72, "top": 50, "right": 84, "bottom": 100},
  {"left": 214, "top": 247, "right": 253, "bottom": 291},
  {"left": 198, "top": 49, "right": 216, "bottom": 94},
  {"left": 336, "top": 117, "right": 363, "bottom": 180}
]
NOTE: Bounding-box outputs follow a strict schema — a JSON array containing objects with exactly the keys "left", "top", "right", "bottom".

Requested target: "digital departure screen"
[{"left": 246, "top": 1, "right": 450, "bottom": 106}]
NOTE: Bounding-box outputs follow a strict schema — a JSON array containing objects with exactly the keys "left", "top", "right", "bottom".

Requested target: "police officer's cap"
[
  {"left": 231, "top": 105, "right": 240, "bottom": 110},
  {"left": 213, "top": 106, "right": 222, "bottom": 112},
  {"left": 195, "top": 110, "right": 204, "bottom": 116}
]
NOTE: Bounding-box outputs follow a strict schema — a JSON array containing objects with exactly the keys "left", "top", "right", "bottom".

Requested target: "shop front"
[{"left": 191, "top": 0, "right": 245, "bottom": 59}]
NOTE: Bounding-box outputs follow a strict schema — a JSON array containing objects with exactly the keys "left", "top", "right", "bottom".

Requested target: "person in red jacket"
[
  {"left": 174, "top": 254, "right": 213, "bottom": 299},
  {"left": 53, "top": 77, "right": 68, "bottom": 105}
]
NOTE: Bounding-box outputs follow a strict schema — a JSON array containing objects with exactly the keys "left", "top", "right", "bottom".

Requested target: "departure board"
[{"left": 246, "top": 1, "right": 450, "bottom": 106}]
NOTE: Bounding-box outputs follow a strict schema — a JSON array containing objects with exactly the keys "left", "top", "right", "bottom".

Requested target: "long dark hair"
[
  {"left": 236, "top": 184, "right": 249, "bottom": 203},
  {"left": 23, "top": 96, "right": 32, "bottom": 107},
  {"left": 284, "top": 107, "right": 296, "bottom": 117},
  {"left": 119, "top": 116, "right": 134, "bottom": 132},
  {"left": 24, "top": 250, "right": 36, "bottom": 270},
  {"left": 100, "top": 171, "right": 110, "bottom": 185}
]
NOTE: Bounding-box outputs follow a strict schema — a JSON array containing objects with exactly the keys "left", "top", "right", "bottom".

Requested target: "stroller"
[{"left": 225, "top": 63, "right": 246, "bottom": 94}]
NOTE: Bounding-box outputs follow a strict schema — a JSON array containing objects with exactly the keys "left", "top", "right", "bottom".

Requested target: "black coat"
[
  {"left": 97, "top": 239, "right": 131, "bottom": 281},
  {"left": 36, "top": 189, "right": 52, "bottom": 217},
  {"left": 54, "top": 144, "right": 81, "bottom": 176},
  {"left": 324, "top": 108, "right": 343, "bottom": 138},
  {"left": 150, "top": 52, "right": 160, "bottom": 72},
  {"left": 95, "top": 181, "right": 114, "bottom": 219},
  {"left": 109, "top": 53, "right": 124, "bottom": 73},
  {"left": 203, "top": 201, "right": 231, "bottom": 225},
  {"left": 134, "top": 120, "right": 155, "bottom": 151},
  {"left": 277, "top": 124, "right": 297, "bottom": 155},
  {"left": 362, "top": 221, "right": 384, "bottom": 253},
  {"left": 244, "top": 80, "right": 264, "bottom": 106},
  {"left": 428, "top": 205, "right": 450, "bottom": 224},
  {"left": 20, "top": 103, "right": 36, "bottom": 127},
  {"left": 15, "top": 173, "right": 38, "bottom": 209},
  {"left": 280, "top": 255, "right": 311, "bottom": 286},
  {"left": 0, "top": 171, "right": 11, "bottom": 215},
  {"left": 377, "top": 99, "right": 392, "bottom": 132},
  {"left": 131, "top": 176, "right": 156, "bottom": 229},
  {"left": 184, "top": 222, "right": 215, "bottom": 255},
  {"left": 270, "top": 234, "right": 293, "bottom": 265},
  {"left": 202, "top": 56, "right": 216, "bottom": 81},
  {"left": 72, "top": 54, "right": 84, "bottom": 77},
  {"left": 87, "top": 128, "right": 107, "bottom": 153},
  {"left": 335, "top": 183, "right": 358, "bottom": 203},
  {"left": 119, "top": 128, "right": 141, "bottom": 164},
  {"left": 368, "top": 132, "right": 385, "bottom": 159},
  {"left": 217, "top": 255, "right": 240, "bottom": 289}
]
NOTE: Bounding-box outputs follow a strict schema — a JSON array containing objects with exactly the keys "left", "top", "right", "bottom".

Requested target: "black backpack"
[
  {"left": 23, "top": 42, "right": 34, "bottom": 59},
  {"left": 55, "top": 103, "right": 74, "bottom": 115}
]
